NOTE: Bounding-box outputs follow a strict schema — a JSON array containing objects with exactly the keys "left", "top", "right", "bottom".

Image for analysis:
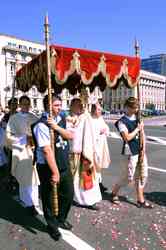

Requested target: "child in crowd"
[{"left": 0, "top": 124, "right": 8, "bottom": 190}]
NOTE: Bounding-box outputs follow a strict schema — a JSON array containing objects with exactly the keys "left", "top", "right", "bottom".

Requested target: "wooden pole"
[
  {"left": 10, "top": 55, "right": 19, "bottom": 114},
  {"left": 44, "top": 14, "right": 58, "bottom": 216},
  {"left": 135, "top": 39, "right": 141, "bottom": 122},
  {"left": 134, "top": 39, "right": 144, "bottom": 185},
  {"left": 44, "top": 15, "right": 53, "bottom": 122}
]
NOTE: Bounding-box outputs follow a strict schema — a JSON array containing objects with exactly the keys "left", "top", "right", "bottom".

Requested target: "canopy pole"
[
  {"left": 135, "top": 39, "right": 141, "bottom": 120},
  {"left": 134, "top": 39, "right": 144, "bottom": 185},
  {"left": 44, "top": 14, "right": 58, "bottom": 216},
  {"left": 44, "top": 15, "right": 53, "bottom": 120},
  {"left": 10, "top": 54, "right": 19, "bottom": 114}
]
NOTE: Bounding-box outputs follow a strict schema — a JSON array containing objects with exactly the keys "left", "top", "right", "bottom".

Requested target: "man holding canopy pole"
[
  {"left": 31, "top": 15, "right": 73, "bottom": 241},
  {"left": 32, "top": 94, "right": 74, "bottom": 241}
]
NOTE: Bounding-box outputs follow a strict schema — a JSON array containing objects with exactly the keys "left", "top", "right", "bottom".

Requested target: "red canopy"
[{"left": 16, "top": 45, "right": 140, "bottom": 94}]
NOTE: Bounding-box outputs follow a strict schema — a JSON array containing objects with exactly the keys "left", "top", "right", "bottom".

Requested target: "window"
[
  {"left": 32, "top": 87, "right": 38, "bottom": 97},
  {"left": 10, "top": 62, "right": 15, "bottom": 76},
  {"left": 22, "top": 45, "right": 28, "bottom": 51},
  {"left": 32, "top": 48, "right": 37, "bottom": 53},
  {"left": 7, "top": 42, "right": 16, "bottom": 48},
  {"left": 33, "top": 99, "right": 37, "bottom": 108}
]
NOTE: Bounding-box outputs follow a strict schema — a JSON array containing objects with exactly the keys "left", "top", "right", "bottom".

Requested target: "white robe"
[
  {"left": 68, "top": 112, "right": 102, "bottom": 206},
  {"left": 90, "top": 116, "right": 111, "bottom": 170},
  {"left": 6, "top": 112, "right": 40, "bottom": 207}
]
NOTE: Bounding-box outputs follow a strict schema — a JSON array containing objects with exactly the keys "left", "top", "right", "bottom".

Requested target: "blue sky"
[{"left": 0, "top": 0, "right": 166, "bottom": 58}]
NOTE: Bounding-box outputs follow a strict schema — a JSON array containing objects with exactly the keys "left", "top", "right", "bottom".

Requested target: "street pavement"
[{"left": 0, "top": 120, "right": 166, "bottom": 250}]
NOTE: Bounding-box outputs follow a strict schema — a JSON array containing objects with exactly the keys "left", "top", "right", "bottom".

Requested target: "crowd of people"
[{"left": 0, "top": 95, "right": 153, "bottom": 241}]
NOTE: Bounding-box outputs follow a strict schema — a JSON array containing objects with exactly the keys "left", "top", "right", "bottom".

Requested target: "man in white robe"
[
  {"left": 67, "top": 98, "right": 102, "bottom": 210},
  {"left": 6, "top": 95, "right": 41, "bottom": 215}
]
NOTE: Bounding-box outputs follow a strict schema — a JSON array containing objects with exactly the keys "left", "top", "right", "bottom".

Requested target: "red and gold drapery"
[{"left": 16, "top": 45, "right": 140, "bottom": 93}]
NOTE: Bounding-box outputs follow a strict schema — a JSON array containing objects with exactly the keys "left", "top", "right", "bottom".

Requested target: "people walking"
[
  {"left": 2, "top": 98, "right": 18, "bottom": 128},
  {"left": 90, "top": 102, "right": 111, "bottom": 194},
  {"left": 0, "top": 104, "right": 4, "bottom": 122},
  {"left": 111, "top": 97, "right": 153, "bottom": 208},
  {"left": 32, "top": 94, "right": 74, "bottom": 241},
  {"left": 0, "top": 124, "right": 8, "bottom": 190},
  {"left": 67, "top": 98, "right": 102, "bottom": 210},
  {"left": 2, "top": 97, "right": 18, "bottom": 194},
  {"left": 6, "top": 95, "right": 40, "bottom": 215}
]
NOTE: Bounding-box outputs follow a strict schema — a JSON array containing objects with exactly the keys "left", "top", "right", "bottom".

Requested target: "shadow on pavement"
[
  {"left": 0, "top": 190, "right": 46, "bottom": 234},
  {"left": 145, "top": 192, "right": 166, "bottom": 206}
]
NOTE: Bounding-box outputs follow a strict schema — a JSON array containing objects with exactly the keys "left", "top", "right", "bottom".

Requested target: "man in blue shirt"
[{"left": 32, "top": 95, "right": 74, "bottom": 241}]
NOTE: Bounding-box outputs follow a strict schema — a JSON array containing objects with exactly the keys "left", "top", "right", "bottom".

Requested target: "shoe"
[
  {"left": 26, "top": 206, "right": 39, "bottom": 216},
  {"left": 86, "top": 204, "right": 100, "bottom": 211},
  {"left": 58, "top": 221, "right": 73, "bottom": 230},
  {"left": 47, "top": 225, "right": 61, "bottom": 241},
  {"left": 111, "top": 193, "right": 120, "bottom": 205},
  {"left": 99, "top": 183, "right": 108, "bottom": 193},
  {"left": 137, "top": 200, "right": 154, "bottom": 209},
  {"left": 65, "top": 221, "right": 73, "bottom": 230}
]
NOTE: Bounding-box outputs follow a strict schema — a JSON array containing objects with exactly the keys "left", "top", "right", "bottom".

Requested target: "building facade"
[
  {"left": 140, "top": 70, "right": 166, "bottom": 110},
  {"left": 0, "top": 34, "right": 45, "bottom": 109},
  {"left": 0, "top": 34, "right": 102, "bottom": 111},
  {"left": 141, "top": 54, "right": 166, "bottom": 76},
  {"left": 103, "top": 70, "right": 166, "bottom": 112}
]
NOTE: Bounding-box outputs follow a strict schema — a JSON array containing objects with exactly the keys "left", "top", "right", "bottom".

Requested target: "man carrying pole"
[
  {"left": 111, "top": 40, "right": 153, "bottom": 208},
  {"left": 32, "top": 94, "right": 74, "bottom": 240},
  {"left": 111, "top": 97, "right": 153, "bottom": 208},
  {"left": 31, "top": 15, "right": 74, "bottom": 241}
]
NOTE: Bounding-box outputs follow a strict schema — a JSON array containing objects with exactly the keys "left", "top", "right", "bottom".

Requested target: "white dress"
[{"left": 6, "top": 112, "right": 40, "bottom": 207}]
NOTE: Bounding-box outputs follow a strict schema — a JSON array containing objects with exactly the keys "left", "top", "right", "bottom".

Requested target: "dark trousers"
[{"left": 37, "top": 164, "right": 74, "bottom": 229}]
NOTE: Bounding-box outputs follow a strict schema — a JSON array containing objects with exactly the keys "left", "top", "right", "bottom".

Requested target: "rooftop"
[{"left": 0, "top": 33, "right": 44, "bottom": 46}]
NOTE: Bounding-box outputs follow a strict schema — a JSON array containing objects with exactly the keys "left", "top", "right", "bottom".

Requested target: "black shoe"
[
  {"left": 99, "top": 183, "right": 108, "bottom": 193},
  {"left": 65, "top": 221, "right": 73, "bottom": 230},
  {"left": 86, "top": 204, "right": 100, "bottom": 211},
  {"left": 26, "top": 206, "right": 39, "bottom": 216},
  {"left": 47, "top": 225, "right": 61, "bottom": 241},
  {"left": 137, "top": 200, "right": 154, "bottom": 209},
  {"left": 58, "top": 221, "right": 73, "bottom": 230}
]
